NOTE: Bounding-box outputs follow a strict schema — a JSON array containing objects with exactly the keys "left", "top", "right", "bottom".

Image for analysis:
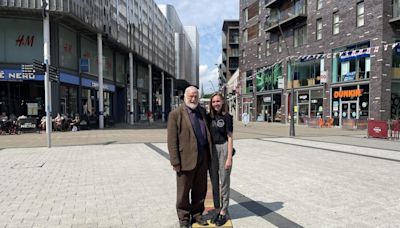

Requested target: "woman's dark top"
[{"left": 208, "top": 113, "right": 233, "bottom": 144}]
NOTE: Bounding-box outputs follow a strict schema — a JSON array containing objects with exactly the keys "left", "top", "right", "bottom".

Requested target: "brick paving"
[{"left": 1, "top": 123, "right": 400, "bottom": 227}]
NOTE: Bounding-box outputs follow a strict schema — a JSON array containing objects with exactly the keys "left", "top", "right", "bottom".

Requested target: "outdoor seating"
[{"left": 324, "top": 117, "right": 334, "bottom": 128}]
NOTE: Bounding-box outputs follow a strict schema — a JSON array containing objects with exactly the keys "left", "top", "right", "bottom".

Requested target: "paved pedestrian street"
[{"left": 1, "top": 133, "right": 400, "bottom": 228}]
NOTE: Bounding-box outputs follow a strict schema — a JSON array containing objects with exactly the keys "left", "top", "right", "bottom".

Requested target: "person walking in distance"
[
  {"left": 207, "top": 92, "right": 234, "bottom": 226},
  {"left": 167, "top": 86, "right": 212, "bottom": 228}
]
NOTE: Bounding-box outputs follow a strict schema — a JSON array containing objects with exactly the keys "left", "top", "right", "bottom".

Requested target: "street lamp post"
[{"left": 277, "top": 24, "right": 295, "bottom": 137}]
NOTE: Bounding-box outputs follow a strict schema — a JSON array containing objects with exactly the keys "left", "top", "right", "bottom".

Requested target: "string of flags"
[{"left": 253, "top": 41, "right": 400, "bottom": 75}]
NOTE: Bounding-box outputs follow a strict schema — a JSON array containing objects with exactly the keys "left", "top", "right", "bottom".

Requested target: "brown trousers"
[{"left": 176, "top": 151, "right": 208, "bottom": 223}]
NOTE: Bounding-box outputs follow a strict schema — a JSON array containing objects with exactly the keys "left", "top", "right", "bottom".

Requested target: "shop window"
[
  {"left": 310, "top": 89, "right": 323, "bottom": 118},
  {"left": 60, "top": 85, "right": 78, "bottom": 117},
  {"left": 392, "top": 42, "right": 400, "bottom": 78},
  {"left": 256, "top": 64, "right": 282, "bottom": 92},
  {"left": 359, "top": 84, "right": 369, "bottom": 119},
  {"left": 392, "top": 82, "right": 400, "bottom": 119},
  {"left": 292, "top": 58, "right": 322, "bottom": 87},
  {"left": 332, "top": 42, "right": 371, "bottom": 82}
]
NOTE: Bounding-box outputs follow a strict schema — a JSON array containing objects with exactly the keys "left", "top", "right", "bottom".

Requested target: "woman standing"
[{"left": 208, "top": 92, "right": 233, "bottom": 226}]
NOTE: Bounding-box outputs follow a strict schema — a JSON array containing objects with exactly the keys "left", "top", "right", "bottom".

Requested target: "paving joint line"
[
  {"left": 258, "top": 138, "right": 400, "bottom": 163},
  {"left": 295, "top": 137, "right": 400, "bottom": 153}
]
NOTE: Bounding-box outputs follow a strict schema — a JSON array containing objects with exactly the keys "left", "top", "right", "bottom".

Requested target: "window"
[
  {"left": 243, "top": 29, "right": 248, "bottom": 43},
  {"left": 259, "top": 23, "right": 262, "bottom": 37},
  {"left": 393, "top": 0, "right": 400, "bottom": 18},
  {"left": 357, "top": 1, "right": 364, "bottom": 27},
  {"left": 317, "top": 0, "right": 323, "bottom": 10},
  {"left": 248, "top": 24, "right": 259, "bottom": 41},
  {"left": 242, "top": 50, "right": 246, "bottom": 64},
  {"left": 333, "top": 12, "right": 340, "bottom": 35},
  {"left": 278, "top": 35, "right": 283, "bottom": 53},
  {"left": 243, "top": 8, "right": 248, "bottom": 22},
  {"left": 258, "top": 43, "right": 262, "bottom": 59},
  {"left": 248, "top": 1, "right": 259, "bottom": 20},
  {"left": 266, "top": 41, "right": 271, "bottom": 56},
  {"left": 316, "top": 19, "right": 323, "bottom": 40},
  {"left": 294, "top": 25, "right": 307, "bottom": 47}
]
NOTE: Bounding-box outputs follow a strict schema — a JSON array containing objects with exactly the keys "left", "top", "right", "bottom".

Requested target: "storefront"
[
  {"left": 256, "top": 92, "right": 282, "bottom": 122},
  {"left": 59, "top": 72, "right": 79, "bottom": 117},
  {"left": 392, "top": 81, "right": 400, "bottom": 120},
  {"left": 242, "top": 96, "right": 254, "bottom": 121},
  {"left": 81, "top": 78, "right": 115, "bottom": 126},
  {"left": 287, "top": 87, "right": 324, "bottom": 125},
  {"left": 0, "top": 69, "right": 45, "bottom": 117},
  {"left": 331, "top": 83, "right": 369, "bottom": 127}
]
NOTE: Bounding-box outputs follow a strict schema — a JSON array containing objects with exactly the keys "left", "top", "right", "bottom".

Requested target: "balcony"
[
  {"left": 264, "top": 4, "right": 307, "bottom": 32},
  {"left": 264, "top": 0, "right": 282, "bottom": 9}
]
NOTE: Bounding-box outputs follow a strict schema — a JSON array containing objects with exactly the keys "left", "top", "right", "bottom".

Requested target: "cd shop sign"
[{"left": 0, "top": 69, "right": 44, "bottom": 81}]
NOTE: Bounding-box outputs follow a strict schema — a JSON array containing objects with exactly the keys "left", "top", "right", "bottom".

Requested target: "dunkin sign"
[{"left": 333, "top": 89, "right": 363, "bottom": 99}]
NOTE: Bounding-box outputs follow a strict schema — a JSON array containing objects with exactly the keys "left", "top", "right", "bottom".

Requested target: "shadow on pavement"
[{"left": 229, "top": 201, "right": 284, "bottom": 219}]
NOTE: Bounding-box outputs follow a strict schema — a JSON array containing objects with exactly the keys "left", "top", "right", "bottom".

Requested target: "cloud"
[
  {"left": 199, "top": 64, "right": 219, "bottom": 94},
  {"left": 155, "top": 0, "right": 238, "bottom": 93}
]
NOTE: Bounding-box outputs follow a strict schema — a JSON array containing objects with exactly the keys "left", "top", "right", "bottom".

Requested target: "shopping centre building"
[
  {"left": 0, "top": 0, "right": 198, "bottom": 126},
  {"left": 239, "top": 0, "right": 400, "bottom": 128}
]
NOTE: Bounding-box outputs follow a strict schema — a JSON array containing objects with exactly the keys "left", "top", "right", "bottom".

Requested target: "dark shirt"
[
  {"left": 209, "top": 113, "right": 233, "bottom": 144},
  {"left": 186, "top": 107, "right": 207, "bottom": 149}
]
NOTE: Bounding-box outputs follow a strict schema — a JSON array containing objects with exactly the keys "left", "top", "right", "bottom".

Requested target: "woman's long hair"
[{"left": 209, "top": 92, "right": 227, "bottom": 119}]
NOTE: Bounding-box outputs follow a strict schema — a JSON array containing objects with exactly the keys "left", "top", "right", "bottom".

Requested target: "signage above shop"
[
  {"left": 333, "top": 89, "right": 363, "bottom": 99},
  {"left": 0, "top": 69, "right": 44, "bottom": 81},
  {"left": 81, "top": 78, "right": 115, "bottom": 92},
  {"left": 298, "top": 94, "right": 309, "bottom": 102},
  {"left": 263, "top": 96, "right": 272, "bottom": 103}
]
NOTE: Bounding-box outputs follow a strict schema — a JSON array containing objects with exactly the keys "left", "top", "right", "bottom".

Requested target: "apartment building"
[
  {"left": 220, "top": 20, "right": 240, "bottom": 120},
  {"left": 240, "top": 0, "right": 400, "bottom": 127}
]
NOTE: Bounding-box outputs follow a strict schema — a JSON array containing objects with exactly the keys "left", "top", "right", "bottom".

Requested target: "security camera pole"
[{"left": 278, "top": 24, "right": 295, "bottom": 137}]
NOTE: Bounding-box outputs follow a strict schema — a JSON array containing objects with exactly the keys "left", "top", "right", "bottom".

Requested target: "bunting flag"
[{"left": 248, "top": 41, "right": 400, "bottom": 79}]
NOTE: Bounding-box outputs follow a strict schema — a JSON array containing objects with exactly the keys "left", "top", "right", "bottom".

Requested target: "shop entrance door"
[
  {"left": 262, "top": 104, "right": 272, "bottom": 122},
  {"left": 298, "top": 104, "right": 309, "bottom": 125},
  {"left": 340, "top": 101, "right": 358, "bottom": 124}
]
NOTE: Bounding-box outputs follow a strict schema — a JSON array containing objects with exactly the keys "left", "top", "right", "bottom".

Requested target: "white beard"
[{"left": 185, "top": 101, "right": 198, "bottom": 110}]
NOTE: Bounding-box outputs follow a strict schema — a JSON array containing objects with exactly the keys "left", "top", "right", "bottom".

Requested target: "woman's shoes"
[
  {"left": 210, "top": 213, "right": 219, "bottom": 224},
  {"left": 210, "top": 213, "right": 228, "bottom": 226},
  {"left": 215, "top": 214, "right": 228, "bottom": 226}
]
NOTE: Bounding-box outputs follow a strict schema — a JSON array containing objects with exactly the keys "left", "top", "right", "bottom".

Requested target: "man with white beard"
[{"left": 167, "top": 86, "right": 212, "bottom": 228}]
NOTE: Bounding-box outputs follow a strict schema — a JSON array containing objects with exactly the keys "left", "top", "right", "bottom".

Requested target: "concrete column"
[
  {"left": 162, "top": 71, "right": 165, "bottom": 122},
  {"left": 129, "top": 52, "right": 134, "bottom": 125},
  {"left": 97, "top": 33, "right": 104, "bottom": 129},
  {"left": 148, "top": 64, "right": 152, "bottom": 112}
]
